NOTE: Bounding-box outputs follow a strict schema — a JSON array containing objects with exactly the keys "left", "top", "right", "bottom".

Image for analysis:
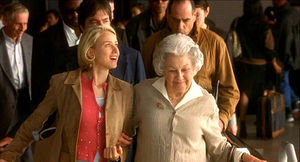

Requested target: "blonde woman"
[{"left": 0, "top": 26, "right": 133, "bottom": 162}]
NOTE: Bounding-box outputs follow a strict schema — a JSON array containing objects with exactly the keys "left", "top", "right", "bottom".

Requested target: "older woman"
[
  {"left": 132, "top": 34, "right": 265, "bottom": 162},
  {"left": 0, "top": 26, "right": 133, "bottom": 162}
]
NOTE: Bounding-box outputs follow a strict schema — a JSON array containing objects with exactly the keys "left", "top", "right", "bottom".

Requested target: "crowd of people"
[{"left": 0, "top": 0, "right": 299, "bottom": 161}]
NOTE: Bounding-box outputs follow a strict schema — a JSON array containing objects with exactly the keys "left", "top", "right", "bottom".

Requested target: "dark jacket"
[
  {"left": 31, "top": 20, "right": 79, "bottom": 108},
  {"left": 111, "top": 45, "right": 146, "bottom": 85},
  {"left": 126, "top": 9, "right": 167, "bottom": 52},
  {"left": 273, "top": 3, "right": 300, "bottom": 70}
]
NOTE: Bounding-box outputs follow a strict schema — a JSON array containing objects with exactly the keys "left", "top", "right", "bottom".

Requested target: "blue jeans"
[{"left": 281, "top": 71, "right": 299, "bottom": 112}]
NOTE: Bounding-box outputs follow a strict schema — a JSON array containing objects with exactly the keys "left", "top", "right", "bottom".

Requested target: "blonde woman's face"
[{"left": 90, "top": 31, "right": 119, "bottom": 70}]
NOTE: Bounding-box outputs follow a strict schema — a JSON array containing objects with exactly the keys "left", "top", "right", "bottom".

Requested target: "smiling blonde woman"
[{"left": 0, "top": 26, "right": 134, "bottom": 162}]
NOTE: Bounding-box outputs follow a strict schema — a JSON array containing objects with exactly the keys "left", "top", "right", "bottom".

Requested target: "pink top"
[{"left": 77, "top": 74, "right": 107, "bottom": 162}]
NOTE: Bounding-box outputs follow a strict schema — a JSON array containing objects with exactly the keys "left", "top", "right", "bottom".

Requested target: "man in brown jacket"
[{"left": 142, "top": 0, "right": 239, "bottom": 131}]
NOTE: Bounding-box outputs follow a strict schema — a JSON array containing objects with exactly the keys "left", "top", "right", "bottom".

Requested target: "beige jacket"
[
  {"left": 0, "top": 69, "right": 134, "bottom": 162},
  {"left": 133, "top": 78, "right": 246, "bottom": 162},
  {"left": 142, "top": 26, "right": 240, "bottom": 129}
]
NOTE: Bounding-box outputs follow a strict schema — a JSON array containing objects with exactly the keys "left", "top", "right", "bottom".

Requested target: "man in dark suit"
[
  {"left": 31, "top": 0, "right": 83, "bottom": 107},
  {"left": 0, "top": 2, "right": 33, "bottom": 161}
]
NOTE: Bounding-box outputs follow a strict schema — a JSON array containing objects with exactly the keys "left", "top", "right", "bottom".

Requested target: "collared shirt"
[
  {"left": 63, "top": 21, "right": 81, "bottom": 47},
  {"left": 152, "top": 77, "right": 203, "bottom": 109},
  {"left": 2, "top": 30, "right": 25, "bottom": 89},
  {"left": 151, "top": 77, "right": 249, "bottom": 162}
]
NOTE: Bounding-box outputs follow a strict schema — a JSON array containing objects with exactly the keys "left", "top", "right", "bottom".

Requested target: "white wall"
[{"left": 208, "top": 0, "right": 273, "bottom": 32}]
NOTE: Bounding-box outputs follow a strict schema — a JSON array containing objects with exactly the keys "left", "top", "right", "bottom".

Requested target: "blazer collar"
[
  {"left": 64, "top": 69, "right": 122, "bottom": 105},
  {"left": 64, "top": 69, "right": 121, "bottom": 90}
]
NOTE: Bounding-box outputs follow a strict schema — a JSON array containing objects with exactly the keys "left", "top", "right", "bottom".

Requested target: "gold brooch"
[{"left": 157, "top": 102, "right": 165, "bottom": 109}]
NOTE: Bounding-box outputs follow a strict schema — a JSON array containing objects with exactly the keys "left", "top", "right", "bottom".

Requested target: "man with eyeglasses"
[
  {"left": 126, "top": 0, "right": 169, "bottom": 53},
  {"left": 31, "top": 0, "right": 83, "bottom": 108}
]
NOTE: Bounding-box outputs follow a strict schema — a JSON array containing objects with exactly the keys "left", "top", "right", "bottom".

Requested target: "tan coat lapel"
[{"left": 64, "top": 69, "right": 82, "bottom": 106}]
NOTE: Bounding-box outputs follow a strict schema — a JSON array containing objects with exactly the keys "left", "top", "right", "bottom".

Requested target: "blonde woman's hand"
[
  {"left": 104, "top": 145, "right": 123, "bottom": 161},
  {"left": 0, "top": 159, "right": 8, "bottom": 162},
  {"left": 117, "top": 133, "right": 133, "bottom": 147},
  {"left": 242, "top": 153, "right": 267, "bottom": 162}
]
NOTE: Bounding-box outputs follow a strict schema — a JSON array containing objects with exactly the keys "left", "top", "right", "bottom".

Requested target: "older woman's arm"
[
  {"left": 202, "top": 101, "right": 255, "bottom": 162},
  {"left": 0, "top": 75, "right": 61, "bottom": 161}
]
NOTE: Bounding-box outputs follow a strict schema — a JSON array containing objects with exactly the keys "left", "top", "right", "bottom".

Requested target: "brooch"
[{"left": 157, "top": 102, "right": 165, "bottom": 109}]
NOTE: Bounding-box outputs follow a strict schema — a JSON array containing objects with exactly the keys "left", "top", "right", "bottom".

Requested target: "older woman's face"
[
  {"left": 164, "top": 54, "right": 194, "bottom": 95},
  {"left": 90, "top": 31, "right": 119, "bottom": 70}
]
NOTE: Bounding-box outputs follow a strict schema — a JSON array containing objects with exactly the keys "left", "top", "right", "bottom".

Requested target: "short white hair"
[{"left": 153, "top": 33, "right": 204, "bottom": 76}]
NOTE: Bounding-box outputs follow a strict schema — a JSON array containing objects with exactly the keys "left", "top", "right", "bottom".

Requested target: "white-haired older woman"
[
  {"left": 131, "top": 34, "right": 266, "bottom": 162},
  {"left": 0, "top": 26, "right": 133, "bottom": 162}
]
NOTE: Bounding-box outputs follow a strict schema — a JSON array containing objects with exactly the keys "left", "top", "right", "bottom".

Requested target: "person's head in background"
[
  {"left": 106, "top": 0, "right": 115, "bottom": 20},
  {"left": 46, "top": 9, "right": 60, "bottom": 26},
  {"left": 243, "top": 0, "right": 264, "bottom": 18},
  {"left": 2, "top": 2, "right": 29, "bottom": 42},
  {"left": 59, "top": 0, "right": 82, "bottom": 29},
  {"left": 272, "top": 0, "right": 288, "bottom": 8},
  {"left": 167, "top": 0, "right": 196, "bottom": 35},
  {"left": 130, "top": 3, "right": 146, "bottom": 18},
  {"left": 149, "top": 0, "right": 169, "bottom": 16},
  {"left": 39, "top": 9, "right": 60, "bottom": 32},
  {"left": 264, "top": 6, "right": 276, "bottom": 25},
  {"left": 194, "top": 0, "right": 209, "bottom": 28},
  {"left": 78, "top": 0, "right": 112, "bottom": 30},
  {"left": 0, "top": 0, "right": 13, "bottom": 22}
]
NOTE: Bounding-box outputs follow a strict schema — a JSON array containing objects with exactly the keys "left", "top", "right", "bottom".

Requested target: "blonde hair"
[
  {"left": 153, "top": 33, "right": 204, "bottom": 76},
  {"left": 78, "top": 25, "right": 116, "bottom": 69}
]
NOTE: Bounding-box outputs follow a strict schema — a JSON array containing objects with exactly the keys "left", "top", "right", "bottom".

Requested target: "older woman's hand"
[
  {"left": 117, "top": 133, "right": 133, "bottom": 147},
  {"left": 242, "top": 153, "right": 267, "bottom": 162},
  {"left": 104, "top": 145, "right": 123, "bottom": 161}
]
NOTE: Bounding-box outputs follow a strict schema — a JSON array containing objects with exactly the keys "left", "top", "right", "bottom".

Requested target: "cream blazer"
[{"left": 133, "top": 78, "right": 246, "bottom": 162}]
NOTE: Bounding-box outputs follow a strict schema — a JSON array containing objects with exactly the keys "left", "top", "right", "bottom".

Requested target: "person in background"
[
  {"left": 272, "top": 0, "right": 300, "bottom": 122},
  {"left": 39, "top": 9, "right": 60, "bottom": 32},
  {"left": 234, "top": 0, "right": 282, "bottom": 138},
  {"left": 264, "top": 6, "right": 277, "bottom": 25},
  {"left": 31, "top": 0, "right": 83, "bottom": 109},
  {"left": 194, "top": 0, "right": 237, "bottom": 135},
  {"left": 0, "top": 26, "right": 134, "bottom": 162},
  {"left": 126, "top": 0, "right": 169, "bottom": 53},
  {"left": 77, "top": 0, "right": 146, "bottom": 85},
  {"left": 0, "top": 2, "right": 33, "bottom": 162},
  {"left": 194, "top": 0, "right": 227, "bottom": 39},
  {"left": 130, "top": 3, "right": 146, "bottom": 18},
  {"left": 46, "top": 9, "right": 60, "bottom": 27},
  {"left": 131, "top": 33, "right": 265, "bottom": 162},
  {"left": 105, "top": 0, "right": 129, "bottom": 46},
  {"left": 143, "top": 0, "right": 240, "bottom": 132}
]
